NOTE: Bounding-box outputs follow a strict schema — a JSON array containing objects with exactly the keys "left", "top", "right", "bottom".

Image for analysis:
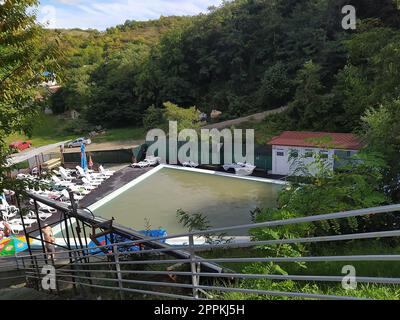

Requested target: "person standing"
[{"left": 42, "top": 224, "right": 56, "bottom": 260}]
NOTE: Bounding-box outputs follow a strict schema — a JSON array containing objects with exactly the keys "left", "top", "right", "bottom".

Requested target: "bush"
[
  {"left": 143, "top": 105, "right": 165, "bottom": 131},
  {"left": 62, "top": 118, "right": 96, "bottom": 135}
]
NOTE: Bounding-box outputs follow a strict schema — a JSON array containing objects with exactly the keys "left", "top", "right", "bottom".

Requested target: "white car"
[{"left": 66, "top": 137, "right": 92, "bottom": 148}]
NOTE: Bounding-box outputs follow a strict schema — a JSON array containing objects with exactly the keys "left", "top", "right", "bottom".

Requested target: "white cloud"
[{"left": 39, "top": 0, "right": 223, "bottom": 30}]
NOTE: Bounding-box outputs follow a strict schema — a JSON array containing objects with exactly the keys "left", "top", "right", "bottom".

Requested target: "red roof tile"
[{"left": 268, "top": 131, "right": 362, "bottom": 150}]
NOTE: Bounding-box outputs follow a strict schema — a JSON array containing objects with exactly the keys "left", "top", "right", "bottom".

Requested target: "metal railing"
[{"left": 1, "top": 193, "right": 400, "bottom": 300}]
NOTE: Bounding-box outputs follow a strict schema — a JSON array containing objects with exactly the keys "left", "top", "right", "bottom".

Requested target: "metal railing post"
[
  {"left": 34, "top": 256, "right": 41, "bottom": 291},
  {"left": 63, "top": 212, "right": 77, "bottom": 294},
  {"left": 189, "top": 235, "right": 199, "bottom": 299},
  {"left": 113, "top": 245, "right": 124, "bottom": 300},
  {"left": 33, "top": 200, "right": 48, "bottom": 264}
]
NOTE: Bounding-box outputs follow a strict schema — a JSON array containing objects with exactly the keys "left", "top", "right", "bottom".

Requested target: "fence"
[
  {"left": 136, "top": 141, "right": 273, "bottom": 171},
  {"left": 1, "top": 193, "right": 400, "bottom": 300}
]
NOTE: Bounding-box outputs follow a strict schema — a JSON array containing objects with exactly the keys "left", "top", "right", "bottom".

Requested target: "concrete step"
[{"left": 0, "top": 284, "right": 59, "bottom": 300}]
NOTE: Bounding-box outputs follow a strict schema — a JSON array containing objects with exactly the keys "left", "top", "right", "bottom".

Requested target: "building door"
[{"left": 274, "top": 148, "right": 289, "bottom": 175}]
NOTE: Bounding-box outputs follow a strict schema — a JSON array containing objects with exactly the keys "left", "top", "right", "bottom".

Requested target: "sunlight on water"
[{"left": 93, "top": 168, "right": 282, "bottom": 235}]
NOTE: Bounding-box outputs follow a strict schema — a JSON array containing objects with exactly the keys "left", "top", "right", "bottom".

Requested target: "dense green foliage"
[
  {"left": 0, "top": 0, "right": 58, "bottom": 191},
  {"left": 228, "top": 154, "right": 398, "bottom": 299},
  {"left": 50, "top": 0, "right": 400, "bottom": 132}
]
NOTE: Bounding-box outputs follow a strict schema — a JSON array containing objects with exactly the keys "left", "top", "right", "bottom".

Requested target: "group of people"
[{"left": 0, "top": 220, "right": 55, "bottom": 260}]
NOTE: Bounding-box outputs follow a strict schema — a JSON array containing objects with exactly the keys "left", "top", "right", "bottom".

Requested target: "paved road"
[
  {"left": 202, "top": 106, "right": 288, "bottom": 130},
  {"left": 63, "top": 139, "right": 144, "bottom": 153}
]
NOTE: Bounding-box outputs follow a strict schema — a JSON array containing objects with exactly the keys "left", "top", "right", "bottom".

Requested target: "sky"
[{"left": 37, "top": 0, "right": 223, "bottom": 30}]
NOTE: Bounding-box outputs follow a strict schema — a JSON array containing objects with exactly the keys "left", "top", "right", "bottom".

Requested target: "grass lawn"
[
  {"left": 4, "top": 114, "right": 146, "bottom": 148},
  {"left": 4, "top": 114, "right": 76, "bottom": 147},
  {"left": 91, "top": 127, "right": 146, "bottom": 143}
]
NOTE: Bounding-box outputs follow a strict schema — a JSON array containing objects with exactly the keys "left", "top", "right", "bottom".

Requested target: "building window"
[
  {"left": 305, "top": 149, "right": 314, "bottom": 158},
  {"left": 289, "top": 149, "right": 299, "bottom": 158},
  {"left": 319, "top": 150, "right": 329, "bottom": 159}
]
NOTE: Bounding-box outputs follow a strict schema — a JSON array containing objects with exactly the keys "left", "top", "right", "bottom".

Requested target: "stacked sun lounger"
[{"left": 131, "top": 155, "right": 162, "bottom": 168}]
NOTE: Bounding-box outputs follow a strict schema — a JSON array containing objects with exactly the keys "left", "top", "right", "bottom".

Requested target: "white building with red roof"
[{"left": 268, "top": 131, "right": 362, "bottom": 176}]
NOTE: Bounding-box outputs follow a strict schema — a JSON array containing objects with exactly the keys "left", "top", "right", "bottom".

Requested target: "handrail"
[
  {"left": 26, "top": 192, "right": 224, "bottom": 274},
  {"left": 5, "top": 192, "right": 400, "bottom": 300}
]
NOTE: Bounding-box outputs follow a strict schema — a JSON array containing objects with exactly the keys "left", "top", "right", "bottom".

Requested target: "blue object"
[
  {"left": 81, "top": 143, "right": 88, "bottom": 172},
  {"left": 87, "top": 230, "right": 167, "bottom": 256}
]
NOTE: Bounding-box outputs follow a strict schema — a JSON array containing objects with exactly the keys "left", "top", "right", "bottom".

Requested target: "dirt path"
[{"left": 202, "top": 106, "right": 288, "bottom": 130}]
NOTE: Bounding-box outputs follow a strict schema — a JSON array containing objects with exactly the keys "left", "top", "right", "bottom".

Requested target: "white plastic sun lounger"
[
  {"left": 59, "top": 167, "right": 74, "bottom": 181},
  {"left": 1, "top": 209, "right": 17, "bottom": 221},
  {"left": 34, "top": 201, "right": 58, "bottom": 214},
  {"left": 182, "top": 161, "right": 199, "bottom": 168},
  {"left": 131, "top": 161, "right": 151, "bottom": 168},
  {"left": 9, "top": 223, "right": 24, "bottom": 234},
  {"left": 52, "top": 176, "right": 74, "bottom": 187},
  {"left": 27, "top": 210, "right": 53, "bottom": 221},
  {"left": 8, "top": 218, "right": 37, "bottom": 228},
  {"left": 145, "top": 155, "right": 161, "bottom": 163},
  {"left": 234, "top": 166, "right": 256, "bottom": 176},
  {"left": 82, "top": 177, "right": 101, "bottom": 187},
  {"left": 76, "top": 166, "right": 100, "bottom": 178},
  {"left": 99, "top": 165, "right": 115, "bottom": 177}
]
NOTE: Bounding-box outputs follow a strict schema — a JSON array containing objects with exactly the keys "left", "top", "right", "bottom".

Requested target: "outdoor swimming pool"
[{"left": 88, "top": 166, "right": 284, "bottom": 236}]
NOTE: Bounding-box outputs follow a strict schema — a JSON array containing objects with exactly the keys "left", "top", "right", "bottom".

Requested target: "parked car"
[
  {"left": 9, "top": 141, "right": 32, "bottom": 152},
  {"left": 66, "top": 137, "right": 92, "bottom": 148}
]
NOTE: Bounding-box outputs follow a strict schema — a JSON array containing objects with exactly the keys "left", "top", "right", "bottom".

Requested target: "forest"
[
  {"left": 45, "top": 0, "right": 400, "bottom": 201},
  {"left": 48, "top": 0, "right": 400, "bottom": 129}
]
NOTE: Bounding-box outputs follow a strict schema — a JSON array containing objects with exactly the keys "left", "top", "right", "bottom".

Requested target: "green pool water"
[{"left": 92, "top": 167, "right": 283, "bottom": 235}]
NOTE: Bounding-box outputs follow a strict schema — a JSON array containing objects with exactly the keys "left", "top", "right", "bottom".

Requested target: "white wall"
[{"left": 271, "top": 145, "right": 357, "bottom": 176}]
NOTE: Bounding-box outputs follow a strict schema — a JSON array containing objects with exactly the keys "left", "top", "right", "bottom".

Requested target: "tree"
[
  {"left": 163, "top": 101, "right": 200, "bottom": 131},
  {"left": 143, "top": 105, "right": 165, "bottom": 131},
  {"left": 0, "top": 0, "right": 58, "bottom": 190},
  {"left": 255, "top": 62, "right": 292, "bottom": 109},
  {"left": 361, "top": 101, "right": 400, "bottom": 201},
  {"left": 86, "top": 44, "right": 149, "bottom": 127},
  {"left": 286, "top": 61, "right": 333, "bottom": 130}
]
